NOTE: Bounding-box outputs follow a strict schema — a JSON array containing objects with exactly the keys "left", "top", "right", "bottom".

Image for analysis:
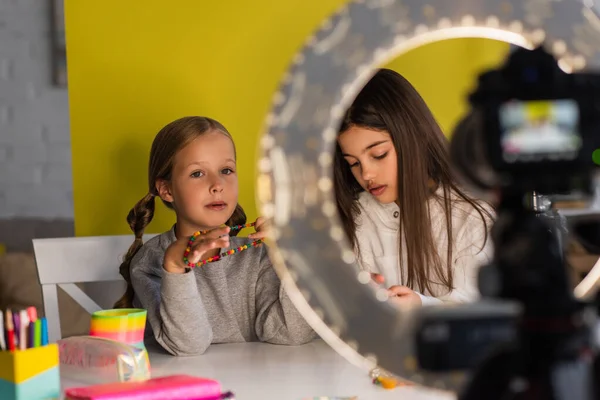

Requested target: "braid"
[{"left": 113, "top": 193, "right": 156, "bottom": 308}]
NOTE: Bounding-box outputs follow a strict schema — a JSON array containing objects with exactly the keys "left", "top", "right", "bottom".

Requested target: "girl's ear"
[{"left": 156, "top": 179, "right": 174, "bottom": 203}]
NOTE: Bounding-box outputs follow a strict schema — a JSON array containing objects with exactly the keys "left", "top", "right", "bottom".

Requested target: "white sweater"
[{"left": 354, "top": 190, "right": 494, "bottom": 306}]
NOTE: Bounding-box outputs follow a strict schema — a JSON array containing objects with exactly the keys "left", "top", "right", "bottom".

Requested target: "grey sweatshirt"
[{"left": 130, "top": 226, "right": 317, "bottom": 356}]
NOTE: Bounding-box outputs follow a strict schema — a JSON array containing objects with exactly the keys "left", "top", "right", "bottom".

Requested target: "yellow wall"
[
  {"left": 386, "top": 39, "right": 510, "bottom": 135},
  {"left": 65, "top": 1, "right": 510, "bottom": 236}
]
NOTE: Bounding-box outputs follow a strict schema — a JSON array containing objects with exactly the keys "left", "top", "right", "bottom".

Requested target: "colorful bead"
[
  {"left": 369, "top": 367, "right": 411, "bottom": 390},
  {"left": 182, "top": 222, "right": 263, "bottom": 268}
]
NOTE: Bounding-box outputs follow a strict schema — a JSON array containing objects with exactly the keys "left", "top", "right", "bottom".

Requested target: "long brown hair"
[
  {"left": 333, "top": 68, "right": 492, "bottom": 295},
  {"left": 114, "top": 116, "right": 246, "bottom": 308}
]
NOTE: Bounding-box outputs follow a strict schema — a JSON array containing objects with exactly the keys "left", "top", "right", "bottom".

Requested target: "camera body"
[
  {"left": 469, "top": 46, "right": 600, "bottom": 195},
  {"left": 418, "top": 45, "right": 600, "bottom": 399}
]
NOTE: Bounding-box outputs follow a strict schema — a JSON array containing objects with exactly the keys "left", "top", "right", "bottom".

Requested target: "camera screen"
[{"left": 498, "top": 99, "right": 581, "bottom": 163}]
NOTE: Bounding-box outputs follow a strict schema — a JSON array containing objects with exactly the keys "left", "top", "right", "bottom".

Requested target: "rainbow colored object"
[{"left": 90, "top": 309, "right": 147, "bottom": 349}]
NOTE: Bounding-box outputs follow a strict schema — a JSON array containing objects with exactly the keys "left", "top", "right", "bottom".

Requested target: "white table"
[{"left": 61, "top": 340, "right": 455, "bottom": 400}]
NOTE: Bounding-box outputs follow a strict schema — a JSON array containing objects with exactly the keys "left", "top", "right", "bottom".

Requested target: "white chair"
[{"left": 32, "top": 234, "right": 156, "bottom": 343}]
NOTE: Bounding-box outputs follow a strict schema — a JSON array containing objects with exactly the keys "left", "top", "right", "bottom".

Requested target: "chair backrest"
[{"left": 32, "top": 234, "right": 156, "bottom": 343}]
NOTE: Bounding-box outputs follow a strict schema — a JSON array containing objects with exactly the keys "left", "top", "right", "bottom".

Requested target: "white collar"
[
  {"left": 357, "top": 188, "right": 447, "bottom": 232},
  {"left": 357, "top": 191, "right": 400, "bottom": 231}
]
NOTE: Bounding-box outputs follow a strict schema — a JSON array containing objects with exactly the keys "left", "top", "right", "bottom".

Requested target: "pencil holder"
[
  {"left": 90, "top": 309, "right": 147, "bottom": 350},
  {"left": 0, "top": 344, "right": 60, "bottom": 400}
]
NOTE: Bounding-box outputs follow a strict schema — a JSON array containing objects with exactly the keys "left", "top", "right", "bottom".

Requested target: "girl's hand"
[
  {"left": 248, "top": 217, "right": 271, "bottom": 240},
  {"left": 387, "top": 285, "right": 422, "bottom": 308},
  {"left": 163, "top": 226, "right": 231, "bottom": 274},
  {"left": 371, "top": 273, "right": 385, "bottom": 285},
  {"left": 365, "top": 272, "right": 385, "bottom": 291}
]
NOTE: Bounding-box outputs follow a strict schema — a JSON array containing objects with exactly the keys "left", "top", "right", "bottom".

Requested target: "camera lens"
[{"left": 522, "top": 67, "right": 538, "bottom": 84}]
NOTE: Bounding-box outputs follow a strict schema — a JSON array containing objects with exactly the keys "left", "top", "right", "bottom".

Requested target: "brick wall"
[{"left": 0, "top": 0, "right": 72, "bottom": 219}]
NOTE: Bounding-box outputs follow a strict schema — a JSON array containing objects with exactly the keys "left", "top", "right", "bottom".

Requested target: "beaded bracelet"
[{"left": 183, "top": 223, "right": 263, "bottom": 268}]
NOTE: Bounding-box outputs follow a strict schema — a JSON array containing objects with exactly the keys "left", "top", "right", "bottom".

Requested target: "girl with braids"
[
  {"left": 114, "top": 116, "right": 315, "bottom": 356},
  {"left": 334, "top": 69, "right": 494, "bottom": 307}
]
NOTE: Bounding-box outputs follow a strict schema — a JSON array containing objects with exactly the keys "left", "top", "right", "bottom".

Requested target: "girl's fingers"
[
  {"left": 248, "top": 217, "right": 271, "bottom": 239},
  {"left": 188, "top": 236, "right": 230, "bottom": 263},
  {"left": 247, "top": 231, "right": 267, "bottom": 239},
  {"left": 371, "top": 273, "right": 385, "bottom": 284},
  {"left": 387, "top": 285, "right": 412, "bottom": 297}
]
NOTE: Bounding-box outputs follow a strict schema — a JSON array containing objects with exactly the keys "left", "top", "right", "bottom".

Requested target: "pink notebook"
[{"left": 64, "top": 374, "right": 223, "bottom": 400}]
